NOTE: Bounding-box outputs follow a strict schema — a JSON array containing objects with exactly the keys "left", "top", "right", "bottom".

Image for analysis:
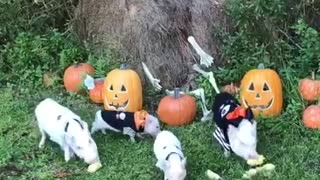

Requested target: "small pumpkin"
[
  {"left": 303, "top": 105, "right": 320, "bottom": 129},
  {"left": 157, "top": 88, "right": 197, "bottom": 126},
  {"left": 299, "top": 71, "right": 320, "bottom": 101},
  {"left": 223, "top": 82, "right": 239, "bottom": 95},
  {"left": 89, "top": 79, "right": 105, "bottom": 104},
  {"left": 240, "top": 63, "right": 283, "bottom": 117},
  {"left": 103, "top": 64, "right": 143, "bottom": 112},
  {"left": 63, "top": 63, "right": 95, "bottom": 93}
]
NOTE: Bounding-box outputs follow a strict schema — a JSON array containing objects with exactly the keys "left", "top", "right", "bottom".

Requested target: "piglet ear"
[
  {"left": 164, "top": 160, "right": 171, "bottom": 170},
  {"left": 245, "top": 108, "right": 254, "bottom": 120}
]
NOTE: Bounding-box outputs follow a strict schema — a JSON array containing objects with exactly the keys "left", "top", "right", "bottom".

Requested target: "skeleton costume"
[
  {"left": 100, "top": 110, "right": 147, "bottom": 136},
  {"left": 212, "top": 92, "right": 254, "bottom": 153}
]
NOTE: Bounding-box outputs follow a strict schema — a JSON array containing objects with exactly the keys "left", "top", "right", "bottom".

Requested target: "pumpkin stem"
[
  {"left": 173, "top": 88, "right": 181, "bottom": 99},
  {"left": 258, "top": 63, "right": 265, "bottom": 69},
  {"left": 120, "top": 64, "right": 128, "bottom": 69},
  {"left": 73, "top": 62, "right": 81, "bottom": 67}
]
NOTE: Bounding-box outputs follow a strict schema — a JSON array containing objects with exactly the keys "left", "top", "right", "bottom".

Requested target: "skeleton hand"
[
  {"left": 200, "top": 102, "right": 212, "bottom": 122},
  {"left": 142, "top": 62, "right": 162, "bottom": 91},
  {"left": 188, "top": 36, "right": 213, "bottom": 68}
]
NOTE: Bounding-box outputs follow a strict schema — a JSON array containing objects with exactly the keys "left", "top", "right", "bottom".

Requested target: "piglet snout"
[
  {"left": 248, "top": 151, "right": 259, "bottom": 160},
  {"left": 84, "top": 155, "right": 100, "bottom": 165}
]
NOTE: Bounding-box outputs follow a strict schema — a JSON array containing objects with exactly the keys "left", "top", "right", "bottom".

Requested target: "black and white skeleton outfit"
[{"left": 212, "top": 92, "right": 254, "bottom": 153}]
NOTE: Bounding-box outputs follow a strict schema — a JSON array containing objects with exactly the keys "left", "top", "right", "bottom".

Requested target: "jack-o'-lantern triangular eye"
[
  {"left": 121, "top": 85, "right": 126, "bottom": 91},
  {"left": 248, "top": 82, "right": 254, "bottom": 91},
  {"left": 109, "top": 85, "right": 113, "bottom": 91},
  {"left": 263, "top": 83, "right": 269, "bottom": 91}
]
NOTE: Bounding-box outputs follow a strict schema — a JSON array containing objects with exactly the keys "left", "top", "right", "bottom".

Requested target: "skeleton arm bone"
[
  {"left": 192, "top": 64, "right": 220, "bottom": 94},
  {"left": 188, "top": 36, "right": 213, "bottom": 68},
  {"left": 142, "top": 62, "right": 162, "bottom": 91}
]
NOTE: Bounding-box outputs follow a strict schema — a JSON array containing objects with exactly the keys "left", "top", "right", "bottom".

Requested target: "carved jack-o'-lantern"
[
  {"left": 240, "top": 64, "right": 283, "bottom": 117},
  {"left": 103, "top": 64, "right": 143, "bottom": 112}
]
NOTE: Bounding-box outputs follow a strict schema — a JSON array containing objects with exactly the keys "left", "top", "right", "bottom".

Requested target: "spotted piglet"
[
  {"left": 153, "top": 130, "right": 187, "bottom": 180},
  {"left": 91, "top": 109, "right": 161, "bottom": 142},
  {"left": 35, "top": 98, "right": 101, "bottom": 170}
]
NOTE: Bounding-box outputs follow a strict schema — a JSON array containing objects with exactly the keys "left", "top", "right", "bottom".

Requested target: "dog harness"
[
  {"left": 100, "top": 110, "right": 148, "bottom": 132},
  {"left": 212, "top": 92, "right": 254, "bottom": 153}
]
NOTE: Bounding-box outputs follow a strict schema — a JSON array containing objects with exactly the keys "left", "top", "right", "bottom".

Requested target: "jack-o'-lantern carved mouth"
[
  {"left": 243, "top": 98, "right": 274, "bottom": 110},
  {"left": 108, "top": 99, "right": 129, "bottom": 110}
]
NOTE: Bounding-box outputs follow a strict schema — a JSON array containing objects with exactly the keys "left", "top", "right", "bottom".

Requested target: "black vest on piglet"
[{"left": 100, "top": 110, "right": 142, "bottom": 132}]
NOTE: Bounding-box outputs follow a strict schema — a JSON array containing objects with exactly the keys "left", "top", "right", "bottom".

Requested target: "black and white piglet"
[
  {"left": 35, "top": 98, "right": 101, "bottom": 166},
  {"left": 212, "top": 92, "right": 260, "bottom": 161},
  {"left": 91, "top": 109, "right": 161, "bottom": 142}
]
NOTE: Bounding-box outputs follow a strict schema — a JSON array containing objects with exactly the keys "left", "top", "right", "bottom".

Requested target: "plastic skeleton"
[{"left": 142, "top": 36, "right": 218, "bottom": 122}]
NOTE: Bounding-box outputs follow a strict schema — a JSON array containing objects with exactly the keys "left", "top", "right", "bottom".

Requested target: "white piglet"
[
  {"left": 153, "top": 130, "right": 187, "bottom": 180},
  {"left": 35, "top": 98, "right": 101, "bottom": 168}
]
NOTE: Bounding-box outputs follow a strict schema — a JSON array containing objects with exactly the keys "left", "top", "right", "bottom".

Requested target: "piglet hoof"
[
  {"left": 101, "top": 129, "right": 106, "bottom": 134},
  {"left": 64, "top": 150, "right": 72, "bottom": 162},
  {"left": 224, "top": 151, "right": 231, "bottom": 158},
  {"left": 65, "top": 155, "right": 71, "bottom": 162},
  {"left": 130, "top": 137, "right": 136, "bottom": 143},
  {"left": 90, "top": 128, "right": 96, "bottom": 135}
]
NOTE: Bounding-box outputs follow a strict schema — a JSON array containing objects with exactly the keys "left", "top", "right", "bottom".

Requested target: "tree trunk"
[{"left": 73, "top": 0, "right": 229, "bottom": 90}]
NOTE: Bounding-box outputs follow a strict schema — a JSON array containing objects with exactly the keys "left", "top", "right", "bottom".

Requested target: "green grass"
[{"left": 1, "top": 88, "right": 320, "bottom": 180}]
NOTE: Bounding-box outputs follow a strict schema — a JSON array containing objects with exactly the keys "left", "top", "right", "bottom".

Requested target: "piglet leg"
[
  {"left": 224, "top": 151, "right": 231, "bottom": 158},
  {"left": 136, "top": 132, "right": 145, "bottom": 139},
  {"left": 64, "top": 145, "right": 72, "bottom": 162},
  {"left": 38, "top": 128, "right": 46, "bottom": 149},
  {"left": 123, "top": 127, "right": 136, "bottom": 143},
  {"left": 101, "top": 129, "right": 107, "bottom": 134}
]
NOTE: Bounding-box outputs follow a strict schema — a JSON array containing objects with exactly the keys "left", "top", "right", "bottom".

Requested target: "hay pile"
[{"left": 73, "top": 0, "right": 229, "bottom": 89}]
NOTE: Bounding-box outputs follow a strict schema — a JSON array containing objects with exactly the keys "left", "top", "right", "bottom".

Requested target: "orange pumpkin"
[
  {"left": 303, "top": 105, "right": 320, "bottom": 129},
  {"left": 89, "top": 79, "right": 104, "bottom": 104},
  {"left": 299, "top": 72, "right": 320, "bottom": 101},
  {"left": 63, "top": 63, "right": 94, "bottom": 93},
  {"left": 240, "top": 63, "right": 283, "bottom": 117},
  {"left": 223, "top": 82, "right": 239, "bottom": 95},
  {"left": 103, "top": 64, "right": 143, "bottom": 112},
  {"left": 157, "top": 88, "right": 197, "bottom": 126}
]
